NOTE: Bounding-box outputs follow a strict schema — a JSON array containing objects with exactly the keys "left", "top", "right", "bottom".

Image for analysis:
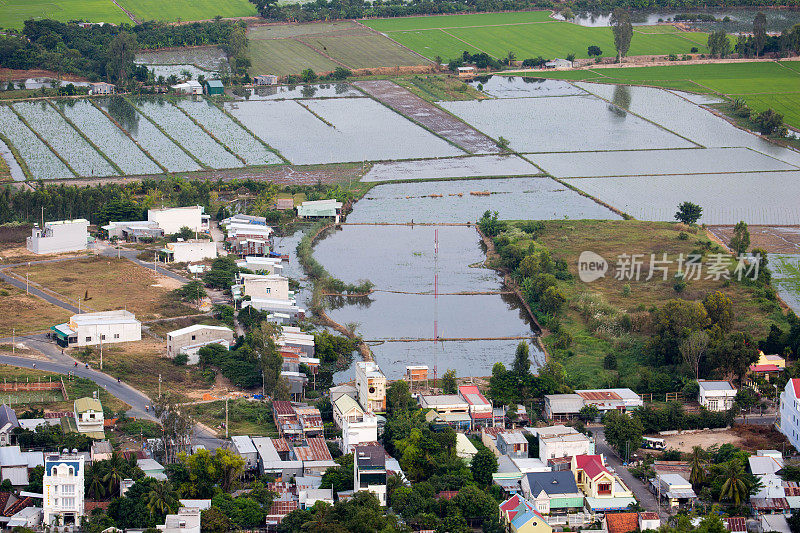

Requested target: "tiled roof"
[
  {"left": 725, "top": 517, "right": 747, "bottom": 532},
  {"left": 4, "top": 497, "right": 32, "bottom": 517},
  {"left": 272, "top": 438, "right": 291, "bottom": 454},
  {"left": 605, "top": 512, "right": 640, "bottom": 533},
  {"left": 272, "top": 401, "right": 295, "bottom": 417},
  {"left": 575, "top": 454, "right": 609, "bottom": 480}
]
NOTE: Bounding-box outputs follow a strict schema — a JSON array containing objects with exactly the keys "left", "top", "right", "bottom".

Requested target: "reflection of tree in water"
[
  {"left": 106, "top": 96, "right": 138, "bottom": 134},
  {"left": 608, "top": 84, "right": 631, "bottom": 118},
  {"left": 522, "top": 77, "right": 546, "bottom": 85},
  {"left": 301, "top": 85, "right": 317, "bottom": 98},
  {"left": 334, "top": 83, "right": 349, "bottom": 95},
  {"left": 326, "top": 294, "right": 374, "bottom": 310}
]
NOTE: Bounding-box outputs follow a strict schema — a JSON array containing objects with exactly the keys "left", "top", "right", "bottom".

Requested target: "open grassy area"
[
  {"left": 14, "top": 256, "right": 196, "bottom": 321},
  {"left": 0, "top": 281, "right": 70, "bottom": 337},
  {"left": 499, "top": 220, "right": 787, "bottom": 389},
  {"left": 247, "top": 22, "right": 428, "bottom": 75},
  {"left": 0, "top": 0, "right": 131, "bottom": 29},
  {"left": 0, "top": 365, "right": 128, "bottom": 412},
  {"left": 363, "top": 13, "right": 709, "bottom": 62},
  {"left": 518, "top": 60, "right": 800, "bottom": 129},
  {"left": 72, "top": 340, "right": 213, "bottom": 403},
  {"left": 185, "top": 399, "right": 278, "bottom": 437},
  {"left": 116, "top": 0, "right": 256, "bottom": 22},
  {"left": 394, "top": 74, "right": 486, "bottom": 102}
]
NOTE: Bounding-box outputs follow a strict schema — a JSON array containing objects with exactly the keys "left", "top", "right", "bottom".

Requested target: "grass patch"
[
  {"left": 301, "top": 33, "right": 426, "bottom": 69},
  {"left": 185, "top": 399, "right": 278, "bottom": 437},
  {"left": 394, "top": 74, "right": 485, "bottom": 102},
  {"left": 247, "top": 39, "right": 340, "bottom": 76},
  {"left": 499, "top": 220, "right": 788, "bottom": 389},
  {"left": 72, "top": 340, "right": 213, "bottom": 403},
  {"left": 0, "top": 0, "right": 131, "bottom": 29},
  {"left": 115, "top": 0, "right": 256, "bottom": 22},
  {"left": 519, "top": 60, "right": 800, "bottom": 130},
  {"left": 0, "top": 281, "right": 70, "bottom": 336},
  {"left": 362, "top": 11, "right": 556, "bottom": 32},
  {"left": 14, "top": 256, "right": 197, "bottom": 320}
]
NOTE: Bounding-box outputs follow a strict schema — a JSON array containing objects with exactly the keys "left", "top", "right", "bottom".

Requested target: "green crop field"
[
  {"left": 116, "top": 0, "right": 257, "bottom": 22},
  {"left": 247, "top": 22, "right": 429, "bottom": 75},
  {"left": 0, "top": 0, "right": 132, "bottom": 29},
  {"left": 363, "top": 12, "right": 710, "bottom": 61},
  {"left": 517, "top": 60, "right": 800, "bottom": 129}
]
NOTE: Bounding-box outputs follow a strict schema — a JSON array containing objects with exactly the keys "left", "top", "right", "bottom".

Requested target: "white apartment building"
[
  {"left": 780, "top": 378, "right": 800, "bottom": 451},
  {"left": 148, "top": 206, "right": 208, "bottom": 235},
  {"left": 52, "top": 310, "right": 141, "bottom": 348},
  {"left": 532, "top": 425, "right": 594, "bottom": 462},
  {"left": 162, "top": 240, "right": 217, "bottom": 263},
  {"left": 26, "top": 219, "right": 89, "bottom": 254},
  {"left": 43, "top": 453, "right": 85, "bottom": 526},
  {"left": 356, "top": 361, "right": 386, "bottom": 413},
  {"left": 698, "top": 380, "right": 737, "bottom": 411},
  {"left": 166, "top": 324, "right": 234, "bottom": 364}
]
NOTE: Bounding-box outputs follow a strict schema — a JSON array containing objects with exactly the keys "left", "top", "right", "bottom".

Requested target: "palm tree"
[
  {"left": 147, "top": 480, "right": 179, "bottom": 518},
  {"left": 88, "top": 471, "right": 107, "bottom": 500},
  {"left": 720, "top": 462, "right": 748, "bottom": 505},
  {"left": 103, "top": 453, "right": 126, "bottom": 494},
  {"left": 689, "top": 446, "right": 708, "bottom": 487}
]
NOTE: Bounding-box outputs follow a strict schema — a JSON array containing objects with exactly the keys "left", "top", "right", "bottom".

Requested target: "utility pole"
[
  {"left": 99, "top": 337, "right": 103, "bottom": 370},
  {"left": 225, "top": 397, "right": 229, "bottom": 439},
  {"left": 78, "top": 297, "right": 81, "bottom": 314},
  {"left": 11, "top": 328, "right": 14, "bottom": 356},
  {"left": 158, "top": 374, "right": 162, "bottom": 398}
]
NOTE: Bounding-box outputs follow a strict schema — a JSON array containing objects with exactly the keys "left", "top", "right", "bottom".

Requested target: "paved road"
[
  {"left": 591, "top": 426, "right": 669, "bottom": 521},
  {"left": 0, "top": 268, "right": 80, "bottom": 313}
]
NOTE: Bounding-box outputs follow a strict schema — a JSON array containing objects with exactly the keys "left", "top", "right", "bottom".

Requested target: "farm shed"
[{"left": 205, "top": 80, "right": 225, "bottom": 95}]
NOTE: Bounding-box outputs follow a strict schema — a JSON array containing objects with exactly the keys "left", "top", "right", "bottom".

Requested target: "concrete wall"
[
  {"left": 169, "top": 241, "right": 217, "bottom": 263},
  {"left": 74, "top": 322, "right": 141, "bottom": 347},
  {"left": 244, "top": 276, "right": 289, "bottom": 301},
  {"left": 27, "top": 220, "right": 88, "bottom": 255},
  {"left": 148, "top": 206, "right": 203, "bottom": 234},
  {"left": 167, "top": 327, "right": 234, "bottom": 360}
]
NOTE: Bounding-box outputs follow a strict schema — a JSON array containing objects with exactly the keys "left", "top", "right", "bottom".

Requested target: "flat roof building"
[
  {"left": 166, "top": 324, "right": 234, "bottom": 364},
  {"left": 52, "top": 310, "right": 141, "bottom": 348},
  {"left": 26, "top": 219, "right": 89, "bottom": 255}
]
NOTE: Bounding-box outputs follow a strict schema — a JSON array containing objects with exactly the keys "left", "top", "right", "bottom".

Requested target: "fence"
[{"left": 0, "top": 378, "right": 68, "bottom": 400}]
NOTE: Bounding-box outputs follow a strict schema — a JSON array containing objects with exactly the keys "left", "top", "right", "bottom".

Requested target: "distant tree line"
[{"left": 0, "top": 19, "right": 239, "bottom": 83}]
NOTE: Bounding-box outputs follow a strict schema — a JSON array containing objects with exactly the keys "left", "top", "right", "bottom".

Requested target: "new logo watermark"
[
  {"left": 577, "top": 252, "right": 762, "bottom": 283},
  {"left": 578, "top": 251, "right": 608, "bottom": 283}
]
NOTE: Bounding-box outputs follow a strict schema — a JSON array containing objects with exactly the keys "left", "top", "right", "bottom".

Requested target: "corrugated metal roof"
[
  {"left": 578, "top": 390, "right": 622, "bottom": 401},
  {"left": 74, "top": 397, "right": 102, "bottom": 413},
  {"left": 272, "top": 401, "right": 295, "bottom": 417}
]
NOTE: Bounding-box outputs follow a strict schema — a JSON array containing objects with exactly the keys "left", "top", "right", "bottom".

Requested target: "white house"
[
  {"left": 277, "top": 327, "right": 315, "bottom": 357},
  {"left": 171, "top": 80, "right": 203, "bottom": 95},
  {"left": 779, "top": 378, "right": 800, "bottom": 451},
  {"left": 356, "top": 362, "right": 387, "bottom": 413},
  {"left": 157, "top": 507, "right": 200, "bottom": 533},
  {"left": 254, "top": 75, "right": 279, "bottom": 86},
  {"left": 166, "top": 324, "right": 234, "bottom": 364},
  {"left": 162, "top": 240, "right": 217, "bottom": 263},
  {"left": 334, "top": 396, "right": 378, "bottom": 453},
  {"left": 0, "top": 446, "right": 43, "bottom": 486},
  {"left": 0, "top": 404, "right": 19, "bottom": 446},
  {"left": 52, "top": 310, "right": 141, "bottom": 348},
  {"left": 148, "top": 206, "right": 207, "bottom": 234},
  {"left": 43, "top": 452, "right": 85, "bottom": 526},
  {"left": 103, "top": 220, "right": 163, "bottom": 242},
  {"left": 26, "top": 219, "right": 89, "bottom": 255},
  {"left": 354, "top": 443, "right": 387, "bottom": 506},
  {"left": 89, "top": 82, "right": 115, "bottom": 95},
  {"left": 74, "top": 397, "right": 104, "bottom": 438},
  {"left": 296, "top": 199, "right": 343, "bottom": 223},
  {"left": 698, "top": 380, "right": 737, "bottom": 411},
  {"left": 532, "top": 425, "right": 594, "bottom": 462},
  {"left": 235, "top": 273, "right": 290, "bottom": 301}
]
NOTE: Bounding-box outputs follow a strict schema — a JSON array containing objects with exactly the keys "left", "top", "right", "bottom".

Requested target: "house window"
[
  {"left": 62, "top": 485, "right": 75, "bottom": 495},
  {"left": 708, "top": 399, "right": 718, "bottom": 410},
  {"left": 598, "top": 482, "right": 612, "bottom": 495},
  {"left": 191, "top": 335, "right": 196, "bottom": 340},
  {"left": 101, "top": 335, "right": 106, "bottom": 340},
  {"left": 85, "top": 337, "right": 92, "bottom": 342},
  {"left": 63, "top": 497, "right": 75, "bottom": 507},
  {"left": 114, "top": 333, "right": 119, "bottom": 339}
]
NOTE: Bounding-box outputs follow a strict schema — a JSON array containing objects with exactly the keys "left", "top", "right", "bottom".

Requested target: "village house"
[
  {"left": 571, "top": 454, "right": 635, "bottom": 512},
  {"left": 254, "top": 74, "right": 279, "bottom": 86},
  {"left": 497, "top": 432, "right": 529, "bottom": 459},
  {"left": 531, "top": 425, "right": 594, "bottom": 463},
  {"left": 418, "top": 394, "right": 471, "bottom": 429},
  {"left": 52, "top": 310, "right": 141, "bottom": 348},
  {"left": 166, "top": 324, "right": 234, "bottom": 364},
  {"left": 171, "top": 80, "right": 203, "bottom": 95},
  {"left": 237, "top": 256, "right": 284, "bottom": 275},
  {"left": 698, "top": 380, "right": 737, "bottom": 411},
  {"left": 499, "top": 495, "right": 554, "bottom": 533},
  {"left": 653, "top": 473, "right": 696, "bottom": 510},
  {"left": 43, "top": 452, "right": 85, "bottom": 526},
  {"left": 0, "top": 405, "right": 19, "bottom": 446},
  {"left": 90, "top": 441, "right": 113, "bottom": 462},
  {"left": 297, "top": 199, "right": 343, "bottom": 223},
  {"left": 0, "top": 446, "right": 44, "bottom": 486},
  {"left": 459, "top": 385, "right": 495, "bottom": 429},
  {"left": 544, "top": 394, "right": 585, "bottom": 421},
  {"left": 148, "top": 205, "right": 208, "bottom": 234},
  {"left": 102, "top": 220, "right": 163, "bottom": 242},
  {"left": 575, "top": 388, "right": 643, "bottom": 416},
  {"left": 520, "top": 471, "right": 584, "bottom": 515},
  {"left": 354, "top": 443, "right": 388, "bottom": 506},
  {"left": 26, "top": 219, "right": 89, "bottom": 254},
  {"left": 604, "top": 512, "right": 640, "bottom": 533},
  {"left": 157, "top": 507, "right": 200, "bottom": 533},
  {"left": 457, "top": 66, "right": 476, "bottom": 79},
  {"left": 89, "top": 82, "right": 115, "bottom": 95},
  {"left": 160, "top": 239, "right": 217, "bottom": 263},
  {"left": 73, "top": 397, "right": 104, "bottom": 439},
  {"left": 356, "top": 361, "right": 387, "bottom": 413},
  {"left": 229, "top": 436, "right": 259, "bottom": 471},
  {"left": 277, "top": 327, "right": 315, "bottom": 357},
  {"left": 332, "top": 395, "right": 378, "bottom": 453}
]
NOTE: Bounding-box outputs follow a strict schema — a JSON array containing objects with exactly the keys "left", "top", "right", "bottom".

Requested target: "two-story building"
[
  {"left": 43, "top": 452, "right": 85, "bottom": 526},
  {"left": 532, "top": 425, "right": 594, "bottom": 463},
  {"left": 459, "top": 385, "right": 495, "bottom": 429},
  {"left": 571, "top": 454, "right": 635, "bottom": 512},
  {"left": 26, "top": 219, "right": 89, "bottom": 255},
  {"left": 354, "top": 443, "right": 387, "bottom": 506},
  {"left": 356, "top": 362, "right": 386, "bottom": 413},
  {"left": 73, "top": 397, "right": 104, "bottom": 439},
  {"left": 333, "top": 396, "right": 378, "bottom": 453}
]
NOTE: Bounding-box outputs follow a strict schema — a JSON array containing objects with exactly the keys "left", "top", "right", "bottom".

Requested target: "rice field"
[
  {"left": 0, "top": 0, "right": 131, "bottom": 29},
  {"left": 176, "top": 99, "right": 282, "bottom": 166},
  {"left": 363, "top": 12, "right": 709, "bottom": 61},
  {"left": 0, "top": 106, "right": 73, "bottom": 180},
  {"left": 132, "top": 98, "right": 243, "bottom": 169},
  {"left": 12, "top": 101, "right": 117, "bottom": 177},
  {"left": 55, "top": 100, "right": 161, "bottom": 176},
  {"left": 115, "top": 0, "right": 256, "bottom": 22}
]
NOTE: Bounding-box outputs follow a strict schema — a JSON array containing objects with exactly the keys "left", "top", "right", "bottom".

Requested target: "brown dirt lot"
[
  {"left": 709, "top": 225, "right": 800, "bottom": 254},
  {"left": 0, "top": 281, "right": 70, "bottom": 336},
  {"left": 13, "top": 256, "right": 196, "bottom": 320},
  {"left": 0, "top": 243, "right": 89, "bottom": 265},
  {"left": 661, "top": 429, "right": 742, "bottom": 453}
]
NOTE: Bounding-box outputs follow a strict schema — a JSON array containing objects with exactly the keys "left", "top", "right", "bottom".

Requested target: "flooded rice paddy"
[
  {"left": 361, "top": 154, "right": 541, "bottom": 182},
  {"left": 439, "top": 94, "right": 697, "bottom": 152},
  {"left": 0, "top": 106, "right": 73, "bottom": 180},
  {"left": 245, "top": 83, "right": 362, "bottom": 100},
  {"left": 769, "top": 254, "right": 800, "bottom": 315},
  {"left": 472, "top": 76, "right": 586, "bottom": 98}
]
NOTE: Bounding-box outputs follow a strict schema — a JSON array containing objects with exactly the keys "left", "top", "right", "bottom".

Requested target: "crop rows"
[{"left": 0, "top": 96, "right": 281, "bottom": 180}]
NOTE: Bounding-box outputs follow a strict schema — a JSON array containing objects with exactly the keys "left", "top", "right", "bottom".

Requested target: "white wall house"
[
  {"left": 698, "top": 380, "right": 737, "bottom": 411},
  {"left": 532, "top": 425, "right": 594, "bottom": 462},
  {"left": 26, "top": 219, "right": 89, "bottom": 255},
  {"left": 148, "top": 206, "right": 207, "bottom": 234},
  {"left": 236, "top": 273, "right": 290, "bottom": 301},
  {"left": 74, "top": 397, "right": 104, "bottom": 438},
  {"left": 780, "top": 378, "right": 800, "bottom": 451},
  {"left": 52, "top": 310, "right": 141, "bottom": 348},
  {"left": 162, "top": 240, "right": 217, "bottom": 263},
  {"left": 166, "top": 324, "right": 234, "bottom": 364},
  {"left": 43, "top": 453, "right": 85, "bottom": 526},
  {"left": 157, "top": 507, "right": 201, "bottom": 533},
  {"left": 356, "top": 362, "right": 387, "bottom": 413},
  {"left": 334, "top": 395, "right": 378, "bottom": 453}
]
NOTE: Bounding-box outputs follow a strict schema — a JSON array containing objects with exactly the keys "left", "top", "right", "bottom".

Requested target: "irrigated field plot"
[
  {"left": 115, "top": 0, "right": 256, "bottom": 22},
  {"left": 528, "top": 61, "right": 800, "bottom": 130},
  {"left": 247, "top": 22, "right": 428, "bottom": 75},
  {"left": 363, "top": 12, "right": 709, "bottom": 62},
  {"left": 0, "top": 0, "right": 131, "bottom": 29},
  {"left": 15, "top": 257, "right": 197, "bottom": 321}
]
